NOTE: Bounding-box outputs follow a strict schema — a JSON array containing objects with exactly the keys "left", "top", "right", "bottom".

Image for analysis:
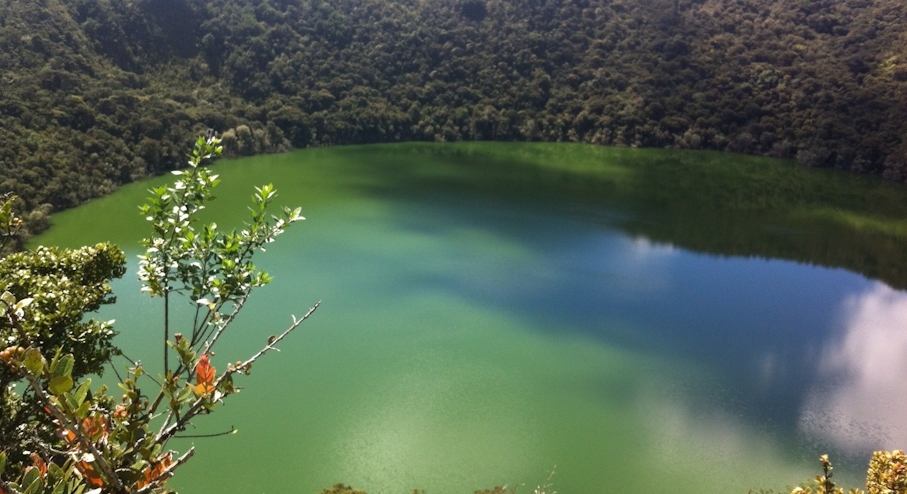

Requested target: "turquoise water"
[{"left": 34, "top": 143, "right": 907, "bottom": 493}]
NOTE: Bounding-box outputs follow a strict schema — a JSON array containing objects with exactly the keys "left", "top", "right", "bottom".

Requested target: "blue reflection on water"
[{"left": 386, "top": 189, "right": 904, "bottom": 464}]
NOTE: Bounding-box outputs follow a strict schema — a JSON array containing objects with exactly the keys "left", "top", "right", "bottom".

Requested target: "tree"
[
  {"left": 1, "top": 190, "right": 128, "bottom": 479},
  {"left": 0, "top": 242, "right": 126, "bottom": 476},
  {"left": 0, "top": 194, "right": 24, "bottom": 256},
  {"left": 0, "top": 134, "right": 314, "bottom": 494}
]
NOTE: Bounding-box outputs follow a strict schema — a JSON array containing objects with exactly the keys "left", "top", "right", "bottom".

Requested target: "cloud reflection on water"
[
  {"left": 644, "top": 386, "right": 811, "bottom": 492},
  {"left": 628, "top": 236, "right": 677, "bottom": 261},
  {"left": 800, "top": 283, "right": 907, "bottom": 453}
]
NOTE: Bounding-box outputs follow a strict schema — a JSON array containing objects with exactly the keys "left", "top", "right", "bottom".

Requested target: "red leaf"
[{"left": 195, "top": 354, "right": 215, "bottom": 386}]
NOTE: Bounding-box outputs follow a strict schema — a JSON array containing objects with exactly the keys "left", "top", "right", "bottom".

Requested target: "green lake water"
[{"left": 33, "top": 142, "right": 907, "bottom": 493}]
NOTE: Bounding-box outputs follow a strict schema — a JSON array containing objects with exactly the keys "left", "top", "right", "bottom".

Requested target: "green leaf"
[
  {"left": 23, "top": 348, "right": 44, "bottom": 375},
  {"left": 0, "top": 451, "right": 6, "bottom": 475},
  {"left": 48, "top": 347, "right": 63, "bottom": 373},
  {"left": 220, "top": 373, "right": 236, "bottom": 394},
  {"left": 0, "top": 290, "right": 15, "bottom": 307},
  {"left": 21, "top": 466, "right": 40, "bottom": 490},
  {"left": 50, "top": 478, "right": 65, "bottom": 494},
  {"left": 75, "top": 400, "right": 91, "bottom": 419},
  {"left": 64, "top": 391, "right": 79, "bottom": 411},
  {"left": 48, "top": 462, "right": 64, "bottom": 481},
  {"left": 176, "top": 385, "right": 193, "bottom": 403},
  {"left": 52, "top": 354, "right": 75, "bottom": 379},
  {"left": 24, "top": 480, "right": 42, "bottom": 494},
  {"left": 72, "top": 378, "right": 91, "bottom": 406},
  {"left": 49, "top": 375, "right": 74, "bottom": 395}
]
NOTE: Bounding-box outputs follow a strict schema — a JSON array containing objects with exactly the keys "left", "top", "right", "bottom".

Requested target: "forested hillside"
[{"left": 1, "top": 0, "right": 905, "bottom": 233}]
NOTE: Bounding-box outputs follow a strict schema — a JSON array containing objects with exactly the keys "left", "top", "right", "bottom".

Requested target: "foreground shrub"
[{"left": 0, "top": 134, "right": 313, "bottom": 493}]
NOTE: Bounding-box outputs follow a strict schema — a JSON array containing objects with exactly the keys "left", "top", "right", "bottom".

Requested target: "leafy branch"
[{"left": 0, "top": 134, "right": 314, "bottom": 493}]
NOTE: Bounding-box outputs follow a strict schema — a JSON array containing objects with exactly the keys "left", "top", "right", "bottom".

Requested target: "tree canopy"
[{"left": 0, "top": 0, "right": 905, "bottom": 233}]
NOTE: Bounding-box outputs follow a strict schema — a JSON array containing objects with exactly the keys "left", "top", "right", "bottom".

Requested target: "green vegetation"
[
  {"left": 1, "top": 0, "right": 906, "bottom": 234},
  {"left": 753, "top": 453, "right": 907, "bottom": 494},
  {"left": 0, "top": 241, "right": 125, "bottom": 478}
]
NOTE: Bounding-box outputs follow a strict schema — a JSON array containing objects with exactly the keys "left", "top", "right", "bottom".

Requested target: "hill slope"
[{"left": 1, "top": 0, "right": 905, "bottom": 231}]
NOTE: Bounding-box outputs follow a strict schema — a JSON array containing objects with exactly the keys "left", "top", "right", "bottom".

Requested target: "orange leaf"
[
  {"left": 82, "top": 415, "right": 107, "bottom": 442},
  {"left": 136, "top": 453, "right": 174, "bottom": 490},
  {"left": 137, "top": 466, "right": 152, "bottom": 489},
  {"left": 76, "top": 460, "right": 104, "bottom": 487},
  {"left": 56, "top": 427, "right": 76, "bottom": 445},
  {"left": 31, "top": 453, "right": 47, "bottom": 476},
  {"left": 191, "top": 382, "right": 216, "bottom": 397},
  {"left": 195, "top": 354, "right": 215, "bottom": 386}
]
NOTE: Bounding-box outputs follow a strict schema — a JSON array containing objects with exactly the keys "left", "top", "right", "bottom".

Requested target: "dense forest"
[{"left": 1, "top": 0, "right": 905, "bottom": 233}]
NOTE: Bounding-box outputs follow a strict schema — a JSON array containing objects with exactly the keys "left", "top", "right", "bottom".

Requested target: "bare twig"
[
  {"left": 116, "top": 351, "right": 162, "bottom": 387},
  {"left": 534, "top": 467, "right": 557, "bottom": 494},
  {"left": 175, "top": 426, "right": 237, "bottom": 439},
  {"left": 233, "top": 302, "right": 320, "bottom": 370},
  {"left": 156, "top": 301, "right": 319, "bottom": 445},
  {"left": 29, "top": 432, "right": 70, "bottom": 456},
  {"left": 201, "top": 292, "right": 251, "bottom": 355},
  {"left": 108, "top": 356, "right": 125, "bottom": 384}
]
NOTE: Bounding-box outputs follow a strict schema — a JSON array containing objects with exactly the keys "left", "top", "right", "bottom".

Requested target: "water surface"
[{"left": 35, "top": 143, "right": 907, "bottom": 493}]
